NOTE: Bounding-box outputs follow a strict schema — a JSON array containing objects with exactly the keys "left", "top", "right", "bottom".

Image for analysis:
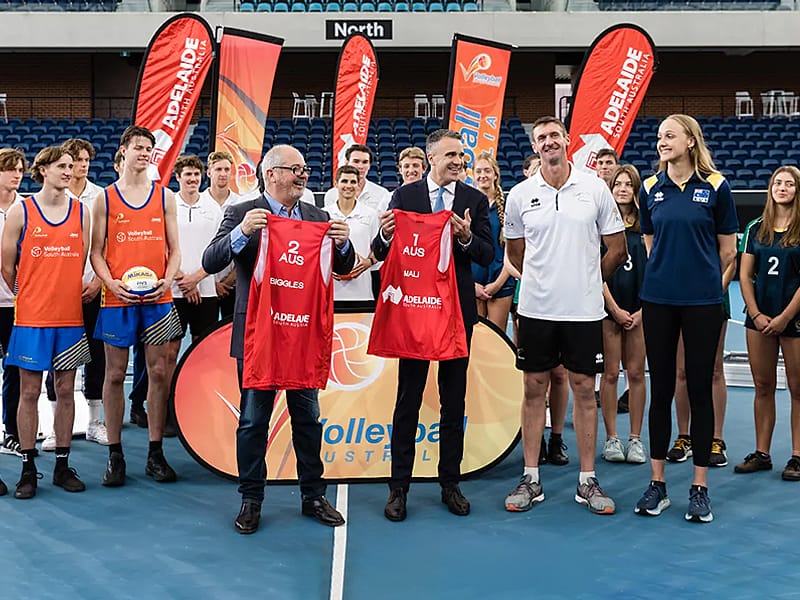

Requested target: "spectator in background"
[
  {"left": 324, "top": 144, "right": 391, "bottom": 213},
  {"left": 522, "top": 154, "right": 540, "bottom": 179},
  {"left": 0, "top": 148, "right": 26, "bottom": 457},
  {"left": 398, "top": 147, "right": 427, "bottom": 185},
  {"left": 595, "top": 148, "right": 620, "bottom": 185},
  {"left": 200, "top": 151, "right": 239, "bottom": 320}
]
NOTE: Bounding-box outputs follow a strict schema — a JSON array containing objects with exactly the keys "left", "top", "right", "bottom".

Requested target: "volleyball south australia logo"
[{"left": 328, "top": 322, "right": 385, "bottom": 391}]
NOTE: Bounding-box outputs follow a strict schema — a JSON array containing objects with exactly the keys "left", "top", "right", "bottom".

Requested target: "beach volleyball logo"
[
  {"left": 121, "top": 266, "right": 158, "bottom": 295},
  {"left": 328, "top": 321, "right": 385, "bottom": 391}
]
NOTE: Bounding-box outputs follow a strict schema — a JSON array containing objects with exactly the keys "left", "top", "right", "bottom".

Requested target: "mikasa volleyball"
[{"left": 121, "top": 266, "right": 158, "bottom": 295}]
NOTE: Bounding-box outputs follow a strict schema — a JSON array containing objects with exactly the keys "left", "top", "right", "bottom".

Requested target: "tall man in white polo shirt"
[
  {"left": 327, "top": 165, "right": 379, "bottom": 301},
  {"left": 42, "top": 138, "right": 108, "bottom": 450},
  {"left": 323, "top": 144, "right": 391, "bottom": 213},
  {"left": 199, "top": 151, "right": 239, "bottom": 319},
  {"left": 0, "top": 148, "right": 26, "bottom": 458},
  {"left": 502, "top": 116, "right": 627, "bottom": 516},
  {"left": 169, "top": 155, "right": 223, "bottom": 347}
]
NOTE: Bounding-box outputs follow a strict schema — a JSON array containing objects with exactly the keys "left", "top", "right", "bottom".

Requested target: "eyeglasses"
[{"left": 272, "top": 165, "right": 312, "bottom": 176}]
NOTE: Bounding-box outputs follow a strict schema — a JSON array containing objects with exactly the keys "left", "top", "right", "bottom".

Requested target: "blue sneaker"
[
  {"left": 634, "top": 480, "right": 670, "bottom": 516},
  {"left": 685, "top": 485, "right": 713, "bottom": 523}
]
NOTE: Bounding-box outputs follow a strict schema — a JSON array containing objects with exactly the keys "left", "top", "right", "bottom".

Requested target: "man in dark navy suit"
[
  {"left": 372, "top": 129, "right": 493, "bottom": 521},
  {"left": 203, "top": 145, "right": 356, "bottom": 535}
]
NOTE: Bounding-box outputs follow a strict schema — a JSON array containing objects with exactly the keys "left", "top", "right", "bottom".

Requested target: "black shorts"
[
  {"left": 173, "top": 297, "right": 220, "bottom": 339},
  {"left": 516, "top": 316, "right": 604, "bottom": 375}
]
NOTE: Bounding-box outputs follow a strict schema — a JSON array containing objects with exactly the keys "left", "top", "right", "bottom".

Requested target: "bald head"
[{"left": 261, "top": 145, "right": 309, "bottom": 207}]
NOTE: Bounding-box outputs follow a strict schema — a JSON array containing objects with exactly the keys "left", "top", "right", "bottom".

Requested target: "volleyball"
[{"left": 121, "top": 266, "right": 158, "bottom": 296}]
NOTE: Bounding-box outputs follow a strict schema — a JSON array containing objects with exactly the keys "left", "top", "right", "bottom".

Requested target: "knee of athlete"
[
  {"left": 106, "top": 366, "right": 127, "bottom": 386},
  {"left": 54, "top": 377, "right": 75, "bottom": 400},
  {"left": 602, "top": 369, "right": 620, "bottom": 384},
  {"left": 753, "top": 376, "right": 777, "bottom": 394},
  {"left": 147, "top": 361, "right": 167, "bottom": 383}
]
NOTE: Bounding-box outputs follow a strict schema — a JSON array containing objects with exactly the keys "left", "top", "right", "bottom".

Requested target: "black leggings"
[{"left": 642, "top": 302, "right": 724, "bottom": 467}]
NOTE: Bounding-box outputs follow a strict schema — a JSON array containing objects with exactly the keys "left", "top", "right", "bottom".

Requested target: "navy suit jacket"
[
  {"left": 371, "top": 179, "right": 493, "bottom": 328},
  {"left": 202, "top": 191, "right": 356, "bottom": 359}
]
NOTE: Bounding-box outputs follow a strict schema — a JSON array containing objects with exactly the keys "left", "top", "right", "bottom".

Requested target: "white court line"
[{"left": 329, "top": 483, "right": 349, "bottom": 600}]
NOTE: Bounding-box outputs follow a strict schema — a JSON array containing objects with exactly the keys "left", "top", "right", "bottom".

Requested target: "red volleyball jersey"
[
  {"left": 102, "top": 182, "right": 171, "bottom": 307},
  {"left": 368, "top": 209, "right": 468, "bottom": 361},
  {"left": 15, "top": 197, "right": 84, "bottom": 327},
  {"left": 243, "top": 214, "right": 334, "bottom": 390}
]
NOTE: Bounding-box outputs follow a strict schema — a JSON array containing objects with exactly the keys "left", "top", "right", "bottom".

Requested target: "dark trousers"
[
  {"left": 219, "top": 293, "right": 235, "bottom": 321},
  {"left": 46, "top": 296, "right": 105, "bottom": 402},
  {"left": 235, "top": 359, "right": 326, "bottom": 504},
  {"left": 0, "top": 306, "right": 19, "bottom": 437},
  {"left": 642, "top": 302, "right": 724, "bottom": 468},
  {"left": 128, "top": 341, "right": 147, "bottom": 410},
  {"left": 389, "top": 326, "right": 472, "bottom": 490}
]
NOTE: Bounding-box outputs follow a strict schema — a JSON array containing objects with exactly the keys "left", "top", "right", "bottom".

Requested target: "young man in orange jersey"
[
  {"left": 1, "top": 147, "right": 91, "bottom": 499},
  {"left": 91, "top": 126, "right": 182, "bottom": 487}
]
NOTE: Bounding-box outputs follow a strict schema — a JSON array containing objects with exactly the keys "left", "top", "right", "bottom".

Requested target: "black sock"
[
  {"left": 550, "top": 432, "right": 562, "bottom": 441},
  {"left": 55, "top": 447, "right": 70, "bottom": 472},
  {"left": 148, "top": 440, "right": 163, "bottom": 456},
  {"left": 20, "top": 449, "right": 36, "bottom": 473},
  {"left": 109, "top": 443, "right": 123, "bottom": 457}
]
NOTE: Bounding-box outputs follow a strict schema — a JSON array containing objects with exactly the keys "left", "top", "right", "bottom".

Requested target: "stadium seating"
[
  {"left": 1, "top": 115, "right": 797, "bottom": 193},
  {"left": 596, "top": 0, "right": 780, "bottom": 9},
  {"left": 239, "top": 0, "right": 474, "bottom": 10}
]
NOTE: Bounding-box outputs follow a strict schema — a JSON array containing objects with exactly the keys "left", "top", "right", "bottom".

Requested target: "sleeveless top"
[{"left": 243, "top": 213, "right": 334, "bottom": 390}]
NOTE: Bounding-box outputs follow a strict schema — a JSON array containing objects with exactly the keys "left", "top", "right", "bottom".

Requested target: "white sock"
[
  {"left": 49, "top": 400, "right": 56, "bottom": 416},
  {"left": 579, "top": 471, "right": 596, "bottom": 485},
  {"left": 86, "top": 398, "right": 102, "bottom": 423},
  {"left": 523, "top": 466, "right": 540, "bottom": 483},
  {"left": 595, "top": 373, "right": 601, "bottom": 392}
]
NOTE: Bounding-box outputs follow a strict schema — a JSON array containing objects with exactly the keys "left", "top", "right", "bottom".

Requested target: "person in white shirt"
[
  {"left": 0, "top": 148, "right": 26, "bottom": 463},
  {"left": 168, "top": 155, "right": 223, "bottom": 353},
  {"left": 327, "top": 166, "right": 379, "bottom": 301},
  {"left": 199, "top": 151, "right": 239, "bottom": 320},
  {"left": 42, "top": 139, "right": 109, "bottom": 450},
  {"left": 503, "top": 116, "right": 627, "bottom": 516},
  {"left": 397, "top": 147, "right": 427, "bottom": 185},
  {"left": 323, "top": 144, "right": 391, "bottom": 213}
]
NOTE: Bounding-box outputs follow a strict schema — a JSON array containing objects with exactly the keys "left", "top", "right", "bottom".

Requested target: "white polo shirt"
[
  {"left": 324, "top": 180, "right": 391, "bottom": 214},
  {"left": 326, "top": 200, "right": 380, "bottom": 301},
  {"left": 0, "top": 192, "right": 23, "bottom": 307},
  {"left": 504, "top": 164, "right": 624, "bottom": 321},
  {"left": 173, "top": 192, "right": 223, "bottom": 298},
  {"left": 67, "top": 179, "right": 104, "bottom": 285},
  {"left": 200, "top": 187, "right": 240, "bottom": 283}
]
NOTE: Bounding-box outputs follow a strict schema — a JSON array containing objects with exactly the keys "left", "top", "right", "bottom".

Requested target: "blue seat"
[
  {"left": 411, "top": 1, "right": 425, "bottom": 9},
  {"left": 308, "top": 1, "right": 323, "bottom": 9},
  {"left": 273, "top": 1, "right": 288, "bottom": 9},
  {"left": 377, "top": 1, "right": 391, "bottom": 8},
  {"left": 255, "top": 2, "right": 271, "bottom": 9},
  {"left": 429, "top": 1, "right": 443, "bottom": 8},
  {"left": 290, "top": 1, "right": 306, "bottom": 9},
  {"left": 394, "top": 1, "right": 409, "bottom": 8},
  {"left": 360, "top": 1, "right": 375, "bottom": 8},
  {"left": 342, "top": 1, "right": 357, "bottom": 9},
  {"left": 463, "top": 1, "right": 478, "bottom": 9},
  {"left": 445, "top": 1, "right": 459, "bottom": 9}
]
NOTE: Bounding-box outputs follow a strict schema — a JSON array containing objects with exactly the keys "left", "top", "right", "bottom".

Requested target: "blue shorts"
[
  {"left": 95, "top": 303, "right": 182, "bottom": 348},
  {"left": 6, "top": 325, "right": 90, "bottom": 372}
]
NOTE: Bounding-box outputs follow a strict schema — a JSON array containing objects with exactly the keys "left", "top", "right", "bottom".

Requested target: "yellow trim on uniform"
[
  {"left": 706, "top": 172, "right": 725, "bottom": 191},
  {"left": 643, "top": 174, "right": 659, "bottom": 194}
]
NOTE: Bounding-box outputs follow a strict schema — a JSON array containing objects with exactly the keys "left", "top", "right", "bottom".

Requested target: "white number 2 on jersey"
[{"left": 768, "top": 256, "right": 780, "bottom": 276}]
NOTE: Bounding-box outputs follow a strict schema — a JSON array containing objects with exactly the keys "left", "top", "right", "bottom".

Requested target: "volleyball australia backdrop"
[
  {"left": 210, "top": 28, "right": 284, "bottom": 196},
  {"left": 566, "top": 23, "right": 657, "bottom": 174},
  {"left": 132, "top": 13, "right": 215, "bottom": 182},
  {"left": 171, "top": 314, "right": 522, "bottom": 481},
  {"left": 444, "top": 33, "right": 513, "bottom": 184}
]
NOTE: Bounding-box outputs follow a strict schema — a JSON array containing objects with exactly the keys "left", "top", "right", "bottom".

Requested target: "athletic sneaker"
[
  {"left": 602, "top": 437, "right": 626, "bottom": 462},
  {"left": 626, "top": 438, "right": 647, "bottom": 464},
  {"left": 782, "top": 456, "right": 800, "bottom": 481},
  {"left": 41, "top": 431, "right": 56, "bottom": 452},
  {"left": 504, "top": 474, "right": 545, "bottom": 512},
  {"left": 634, "top": 480, "right": 670, "bottom": 516},
  {"left": 685, "top": 485, "right": 713, "bottom": 523},
  {"left": 53, "top": 467, "right": 86, "bottom": 493},
  {"left": 734, "top": 451, "right": 772, "bottom": 473},
  {"left": 575, "top": 477, "right": 616, "bottom": 514},
  {"left": 666, "top": 436, "right": 692, "bottom": 462},
  {"left": 85, "top": 420, "right": 110, "bottom": 446},
  {"left": 708, "top": 438, "right": 728, "bottom": 467},
  {"left": 0, "top": 433, "right": 22, "bottom": 457}
]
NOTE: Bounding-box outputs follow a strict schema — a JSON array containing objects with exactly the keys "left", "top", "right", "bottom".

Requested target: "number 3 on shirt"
[{"left": 623, "top": 254, "right": 633, "bottom": 272}]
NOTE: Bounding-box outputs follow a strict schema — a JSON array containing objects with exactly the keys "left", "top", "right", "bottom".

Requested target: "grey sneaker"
[
  {"left": 602, "top": 437, "right": 626, "bottom": 462},
  {"left": 504, "top": 474, "right": 544, "bottom": 512},
  {"left": 575, "top": 477, "right": 616, "bottom": 514},
  {"left": 626, "top": 438, "right": 647, "bottom": 464}
]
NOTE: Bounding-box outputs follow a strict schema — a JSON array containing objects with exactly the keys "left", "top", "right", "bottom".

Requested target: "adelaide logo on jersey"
[{"left": 381, "top": 285, "right": 442, "bottom": 309}]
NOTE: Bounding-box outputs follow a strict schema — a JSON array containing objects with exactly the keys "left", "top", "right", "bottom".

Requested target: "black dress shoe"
[
  {"left": 384, "top": 488, "right": 407, "bottom": 522},
  {"left": 547, "top": 436, "right": 569, "bottom": 466},
  {"left": 14, "top": 470, "right": 41, "bottom": 500},
  {"left": 129, "top": 405, "right": 148, "bottom": 428},
  {"left": 441, "top": 483, "right": 470, "bottom": 516},
  {"left": 302, "top": 496, "right": 345, "bottom": 527},
  {"left": 235, "top": 501, "right": 261, "bottom": 534},
  {"left": 617, "top": 389, "right": 630, "bottom": 414}
]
